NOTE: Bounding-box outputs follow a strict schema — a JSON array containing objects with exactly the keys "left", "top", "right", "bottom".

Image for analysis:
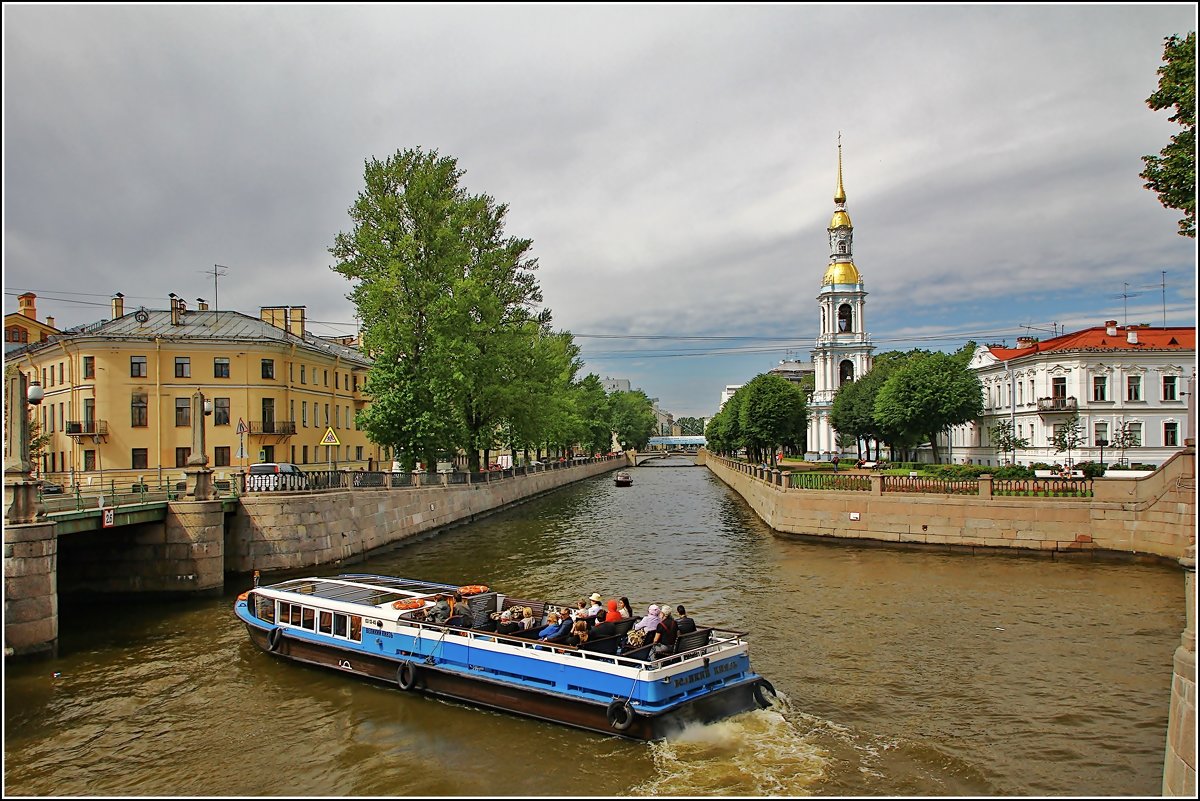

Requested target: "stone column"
[
  {"left": 4, "top": 519, "right": 57, "bottom": 657},
  {"left": 162, "top": 499, "right": 225, "bottom": 595},
  {"left": 979, "top": 474, "right": 994, "bottom": 500},
  {"left": 186, "top": 390, "right": 215, "bottom": 500},
  {"left": 1163, "top": 544, "right": 1196, "bottom": 796}
]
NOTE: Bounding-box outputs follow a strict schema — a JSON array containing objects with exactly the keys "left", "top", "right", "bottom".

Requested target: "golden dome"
[
  {"left": 829, "top": 209, "right": 852, "bottom": 229},
  {"left": 822, "top": 261, "right": 861, "bottom": 285}
]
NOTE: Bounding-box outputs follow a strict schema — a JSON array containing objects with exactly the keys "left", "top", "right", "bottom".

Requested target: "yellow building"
[
  {"left": 4, "top": 293, "right": 383, "bottom": 488},
  {"left": 4, "top": 292, "right": 61, "bottom": 347}
]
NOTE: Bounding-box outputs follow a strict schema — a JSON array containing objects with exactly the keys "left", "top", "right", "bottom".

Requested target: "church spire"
[{"left": 834, "top": 131, "right": 846, "bottom": 205}]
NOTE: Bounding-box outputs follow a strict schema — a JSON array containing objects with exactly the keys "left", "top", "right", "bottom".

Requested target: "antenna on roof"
[
  {"left": 1111, "top": 282, "right": 1142, "bottom": 327},
  {"left": 202, "top": 264, "right": 229, "bottom": 312}
]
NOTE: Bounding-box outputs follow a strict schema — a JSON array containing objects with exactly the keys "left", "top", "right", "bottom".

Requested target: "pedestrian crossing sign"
[{"left": 320, "top": 427, "right": 340, "bottom": 446}]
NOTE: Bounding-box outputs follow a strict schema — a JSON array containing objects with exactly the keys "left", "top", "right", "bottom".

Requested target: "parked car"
[
  {"left": 39, "top": 480, "right": 64, "bottom": 495},
  {"left": 247, "top": 462, "right": 309, "bottom": 490}
]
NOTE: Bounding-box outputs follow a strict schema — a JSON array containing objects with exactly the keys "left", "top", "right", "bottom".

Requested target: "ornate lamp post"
[
  {"left": 5, "top": 373, "right": 46, "bottom": 524},
  {"left": 1096, "top": 438, "right": 1108, "bottom": 471}
]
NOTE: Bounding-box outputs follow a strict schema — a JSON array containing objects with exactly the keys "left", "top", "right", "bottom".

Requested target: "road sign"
[
  {"left": 320, "top": 427, "right": 341, "bottom": 446},
  {"left": 236, "top": 445, "right": 247, "bottom": 459},
  {"left": 102, "top": 508, "right": 115, "bottom": 528},
  {"left": 236, "top": 418, "right": 248, "bottom": 435}
]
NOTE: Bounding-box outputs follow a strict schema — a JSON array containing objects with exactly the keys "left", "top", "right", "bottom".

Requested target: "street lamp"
[
  {"left": 5, "top": 374, "right": 45, "bottom": 524},
  {"left": 1096, "top": 438, "right": 1108, "bottom": 471}
]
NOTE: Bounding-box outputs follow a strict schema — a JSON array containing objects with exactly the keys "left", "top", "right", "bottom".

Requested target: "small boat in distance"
[
  {"left": 614, "top": 471, "right": 633, "bottom": 487},
  {"left": 234, "top": 573, "right": 775, "bottom": 740}
]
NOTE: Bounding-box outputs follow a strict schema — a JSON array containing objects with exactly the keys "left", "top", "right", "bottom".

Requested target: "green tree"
[
  {"left": 1141, "top": 31, "right": 1196, "bottom": 238},
  {"left": 988, "top": 419, "right": 1030, "bottom": 465},
  {"left": 573, "top": 373, "right": 614, "bottom": 455},
  {"left": 874, "top": 351, "right": 984, "bottom": 463},
  {"left": 330, "top": 147, "right": 549, "bottom": 472},
  {"left": 676, "top": 416, "right": 706, "bottom": 436},
  {"left": 737, "top": 373, "right": 807, "bottom": 467},
  {"left": 1048, "top": 411, "right": 1086, "bottom": 468},
  {"left": 609, "top": 389, "right": 656, "bottom": 451},
  {"left": 1110, "top": 420, "right": 1142, "bottom": 465}
]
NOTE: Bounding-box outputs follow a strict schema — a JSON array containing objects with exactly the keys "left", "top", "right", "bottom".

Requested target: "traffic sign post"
[{"left": 321, "top": 427, "right": 340, "bottom": 470}]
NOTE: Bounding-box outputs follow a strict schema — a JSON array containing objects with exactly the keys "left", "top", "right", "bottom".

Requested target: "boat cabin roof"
[{"left": 262, "top": 575, "right": 458, "bottom": 608}]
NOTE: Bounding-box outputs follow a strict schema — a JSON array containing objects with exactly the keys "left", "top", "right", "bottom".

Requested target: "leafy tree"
[
  {"left": 1048, "top": 411, "right": 1086, "bottom": 468},
  {"left": 609, "top": 389, "right": 656, "bottom": 451},
  {"left": 1110, "top": 421, "right": 1142, "bottom": 465},
  {"left": 989, "top": 419, "right": 1030, "bottom": 465},
  {"left": 874, "top": 351, "right": 984, "bottom": 463},
  {"left": 330, "top": 147, "right": 549, "bottom": 472},
  {"left": 737, "top": 373, "right": 807, "bottom": 467},
  {"left": 573, "top": 373, "right": 614, "bottom": 455},
  {"left": 1141, "top": 31, "right": 1196, "bottom": 238},
  {"left": 676, "top": 416, "right": 706, "bottom": 436}
]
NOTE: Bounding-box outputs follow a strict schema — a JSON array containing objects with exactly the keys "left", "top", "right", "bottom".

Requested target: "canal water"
[{"left": 4, "top": 457, "right": 1184, "bottom": 796}]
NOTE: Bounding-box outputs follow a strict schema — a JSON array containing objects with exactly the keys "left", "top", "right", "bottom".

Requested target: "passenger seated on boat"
[
  {"left": 520, "top": 607, "right": 538, "bottom": 630},
  {"left": 537, "top": 612, "right": 570, "bottom": 643},
  {"left": 649, "top": 606, "right": 679, "bottom": 658},
  {"left": 590, "top": 609, "right": 617, "bottom": 640},
  {"left": 428, "top": 594, "right": 452, "bottom": 625},
  {"left": 495, "top": 610, "right": 521, "bottom": 635},
  {"left": 632, "top": 604, "right": 662, "bottom": 636},
  {"left": 674, "top": 605, "right": 697, "bottom": 635},
  {"left": 565, "top": 619, "right": 589, "bottom": 647},
  {"left": 586, "top": 593, "right": 604, "bottom": 617},
  {"left": 618, "top": 597, "right": 634, "bottom": 620}
]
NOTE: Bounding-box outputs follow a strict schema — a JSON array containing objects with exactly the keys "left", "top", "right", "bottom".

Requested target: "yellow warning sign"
[{"left": 320, "top": 427, "right": 341, "bottom": 446}]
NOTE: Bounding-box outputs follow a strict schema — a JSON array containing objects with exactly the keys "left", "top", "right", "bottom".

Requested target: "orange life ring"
[
  {"left": 392, "top": 598, "right": 426, "bottom": 610},
  {"left": 458, "top": 585, "right": 489, "bottom": 596},
  {"left": 237, "top": 590, "right": 250, "bottom": 601}
]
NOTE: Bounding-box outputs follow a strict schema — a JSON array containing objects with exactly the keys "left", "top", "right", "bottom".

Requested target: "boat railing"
[{"left": 398, "top": 615, "right": 748, "bottom": 670}]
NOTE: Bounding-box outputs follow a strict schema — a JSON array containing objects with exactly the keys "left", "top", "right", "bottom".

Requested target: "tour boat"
[
  {"left": 614, "top": 471, "right": 633, "bottom": 487},
  {"left": 234, "top": 573, "right": 775, "bottom": 740}
]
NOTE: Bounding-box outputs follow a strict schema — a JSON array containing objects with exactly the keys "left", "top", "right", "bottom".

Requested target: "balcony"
[
  {"left": 64, "top": 420, "right": 108, "bottom": 438},
  {"left": 249, "top": 420, "right": 297, "bottom": 436},
  {"left": 1036, "top": 397, "right": 1077, "bottom": 414}
]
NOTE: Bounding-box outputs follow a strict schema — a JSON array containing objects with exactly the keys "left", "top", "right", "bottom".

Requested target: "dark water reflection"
[{"left": 4, "top": 458, "right": 1183, "bottom": 796}]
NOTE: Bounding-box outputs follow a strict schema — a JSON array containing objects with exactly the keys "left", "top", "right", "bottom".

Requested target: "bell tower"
[{"left": 806, "top": 135, "right": 875, "bottom": 461}]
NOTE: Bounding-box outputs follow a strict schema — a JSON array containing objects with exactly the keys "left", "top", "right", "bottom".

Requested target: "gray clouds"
[{"left": 4, "top": 4, "right": 1196, "bottom": 416}]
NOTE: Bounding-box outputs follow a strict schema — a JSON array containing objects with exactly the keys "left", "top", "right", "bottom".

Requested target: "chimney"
[
  {"left": 260, "top": 306, "right": 288, "bottom": 331},
  {"left": 45, "top": 316, "right": 55, "bottom": 329},
  {"left": 169, "top": 293, "right": 184, "bottom": 325},
  {"left": 112, "top": 292, "right": 125, "bottom": 319},
  {"left": 1126, "top": 326, "right": 1139, "bottom": 345},
  {"left": 288, "top": 306, "right": 306, "bottom": 339},
  {"left": 1105, "top": 320, "right": 1118, "bottom": 336},
  {"left": 17, "top": 292, "right": 37, "bottom": 320},
  {"left": 1016, "top": 336, "right": 1038, "bottom": 349},
  {"left": 197, "top": 298, "right": 209, "bottom": 311}
]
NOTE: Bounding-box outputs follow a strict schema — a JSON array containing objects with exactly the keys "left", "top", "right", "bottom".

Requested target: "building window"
[
  {"left": 132, "top": 448, "right": 148, "bottom": 469},
  {"left": 335, "top": 406, "right": 340, "bottom": 428},
  {"left": 214, "top": 446, "right": 231, "bottom": 467},
  {"left": 1163, "top": 375, "right": 1178, "bottom": 401},
  {"left": 84, "top": 450, "right": 96, "bottom": 472},
  {"left": 175, "top": 447, "right": 191, "bottom": 468},
  {"left": 262, "top": 359, "right": 275, "bottom": 380},
  {"left": 83, "top": 356, "right": 95, "bottom": 379},
  {"left": 1127, "top": 375, "right": 1142, "bottom": 401},
  {"left": 132, "top": 393, "right": 148, "bottom": 427},
  {"left": 301, "top": 364, "right": 306, "bottom": 384},
  {"left": 1051, "top": 376, "right": 1067, "bottom": 399},
  {"left": 176, "top": 397, "right": 191, "bottom": 427},
  {"left": 1092, "top": 376, "right": 1107, "bottom": 402},
  {"left": 214, "top": 397, "right": 230, "bottom": 426},
  {"left": 214, "top": 357, "right": 230, "bottom": 378},
  {"left": 1126, "top": 422, "right": 1142, "bottom": 447},
  {"left": 324, "top": 369, "right": 328, "bottom": 386},
  {"left": 356, "top": 446, "right": 363, "bottom": 461},
  {"left": 302, "top": 401, "right": 308, "bottom": 427},
  {"left": 58, "top": 363, "right": 63, "bottom": 384},
  {"left": 175, "top": 357, "right": 190, "bottom": 378},
  {"left": 302, "top": 444, "right": 308, "bottom": 464},
  {"left": 324, "top": 403, "right": 330, "bottom": 426},
  {"left": 1164, "top": 422, "right": 1179, "bottom": 447},
  {"left": 131, "top": 356, "right": 148, "bottom": 377},
  {"left": 1094, "top": 422, "right": 1108, "bottom": 445}
]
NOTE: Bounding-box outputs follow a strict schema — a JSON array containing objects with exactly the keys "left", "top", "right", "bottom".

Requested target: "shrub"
[
  {"left": 927, "top": 464, "right": 990, "bottom": 479},
  {"left": 991, "top": 464, "right": 1034, "bottom": 479},
  {"left": 1072, "top": 460, "right": 1105, "bottom": 479}
]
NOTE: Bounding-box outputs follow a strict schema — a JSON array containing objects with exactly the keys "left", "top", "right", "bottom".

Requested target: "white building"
[
  {"left": 718, "top": 384, "right": 742, "bottom": 411},
  {"left": 806, "top": 140, "right": 874, "bottom": 460},
  {"left": 948, "top": 321, "right": 1195, "bottom": 468}
]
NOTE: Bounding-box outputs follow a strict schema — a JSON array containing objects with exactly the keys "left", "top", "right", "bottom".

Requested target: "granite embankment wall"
[
  {"left": 701, "top": 447, "right": 1195, "bottom": 560},
  {"left": 226, "top": 458, "right": 621, "bottom": 575}
]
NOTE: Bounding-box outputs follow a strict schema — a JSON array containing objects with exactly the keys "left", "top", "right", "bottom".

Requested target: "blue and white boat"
[{"left": 234, "top": 573, "right": 775, "bottom": 740}]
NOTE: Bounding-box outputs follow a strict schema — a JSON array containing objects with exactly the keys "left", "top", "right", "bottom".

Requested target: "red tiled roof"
[{"left": 989, "top": 326, "right": 1195, "bottom": 361}]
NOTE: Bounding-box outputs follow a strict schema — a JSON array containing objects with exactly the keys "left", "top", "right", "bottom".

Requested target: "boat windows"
[
  {"left": 253, "top": 595, "right": 276, "bottom": 623},
  {"left": 275, "top": 600, "right": 361, "bottom": 643},
  {"left": 333, "top": 613, "right": 348, "bottom": 639},
  {"left": 288, "top": 604, "right": 303, "bottom": 626},
  {"left": 319, "top": 610, "right": 333, "bottom": 635},
  {"left": 349, "top": 615, "right": 362, "bottom": 640},
  {"left": 301, "top": 607, "right": 316, "bottom": 631}
]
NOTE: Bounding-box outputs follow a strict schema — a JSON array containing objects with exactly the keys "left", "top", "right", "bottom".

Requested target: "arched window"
[
  {"left": 839, "top": 360, "right": 855, "bottom": 385},
  {"left": 837, "top": 240, "right": 847, "bottom": 254},
  {"left": 837, "top": 304, "right": 853, "bottom": 333}
]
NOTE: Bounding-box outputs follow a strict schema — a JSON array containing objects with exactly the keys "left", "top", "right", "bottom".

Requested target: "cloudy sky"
[{"left": 4, "top": 4, "right": 1196, "bottom": 418}]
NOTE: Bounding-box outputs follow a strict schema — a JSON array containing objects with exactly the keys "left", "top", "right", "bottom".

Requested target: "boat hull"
[{"left": 245, "top": 623, "right": 766, "bottom": 740}]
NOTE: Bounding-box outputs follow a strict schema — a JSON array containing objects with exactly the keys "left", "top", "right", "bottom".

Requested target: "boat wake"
[{"left": 634, "top": 690, "right": 837, "bottom": 796}]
